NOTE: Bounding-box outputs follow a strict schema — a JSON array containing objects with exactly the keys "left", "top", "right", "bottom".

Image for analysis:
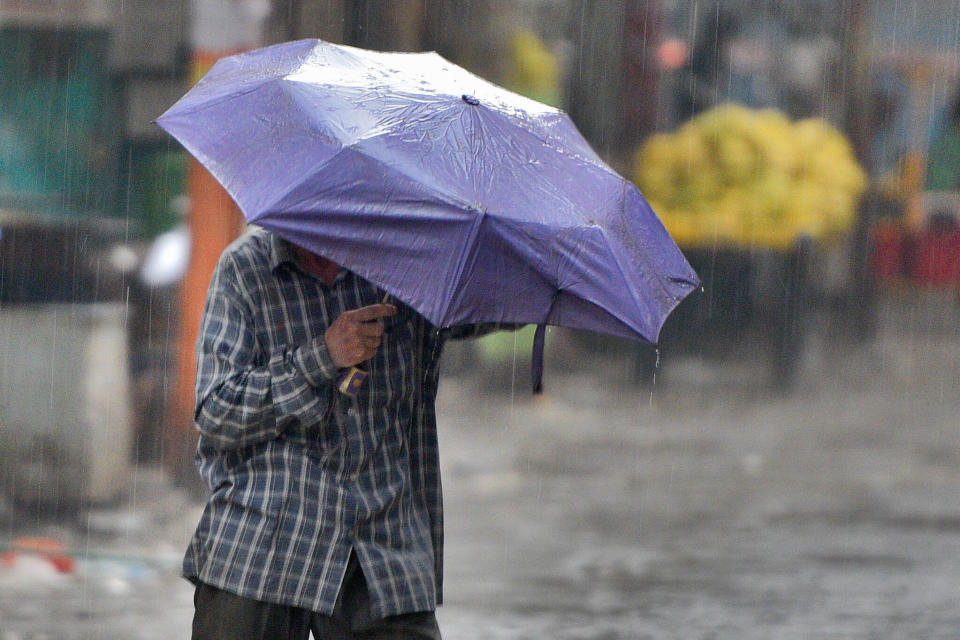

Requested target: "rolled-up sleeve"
[{"left": 194, "top": 257, "right": 335, "bottom": 451}]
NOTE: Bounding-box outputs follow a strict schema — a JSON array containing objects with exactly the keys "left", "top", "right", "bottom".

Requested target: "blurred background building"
[{"left": 1, "top": 0, "right": 958, "bottom": 502}]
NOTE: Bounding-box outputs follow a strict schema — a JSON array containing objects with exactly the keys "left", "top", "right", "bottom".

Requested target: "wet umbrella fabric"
[{"left": 156, "top": 38, "right": 698, "bottom": 389}]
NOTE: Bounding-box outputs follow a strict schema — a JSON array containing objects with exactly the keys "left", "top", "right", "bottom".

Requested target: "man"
[{"left": 186, "top": 227, "right": 495, "bottom": 639}]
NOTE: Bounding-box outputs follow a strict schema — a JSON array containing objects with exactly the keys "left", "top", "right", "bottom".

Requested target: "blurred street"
[
  {"left": 1, "top": 293, "right": 958, "bottom": 640},
  {"left": 3, "top": 2, "right": 960, "bottom": 639}
]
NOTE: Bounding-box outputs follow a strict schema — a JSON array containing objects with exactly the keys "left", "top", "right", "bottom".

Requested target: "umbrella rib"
[
  {"left": 484, "top": 110, "right": 613, "bottom": 175},
  {"left": 599, "top": 185, "right": 664, "bottom": 344},
  {"left": 262, "top": 136, "right": 484, "bottom": 218},
  {"left": 353, "top": 145, "right": 492, "bottom": 326},
  {"left": 602, "top": 241, "right": 658, "bottom": 343},
  {"left": 157, "top": 82, "right": 272, "bottom": 123},
  {"left": 437, "top": 208, "right": 487, "bottom": 325},
  {"left": 597, "top": 212, "right": 697, "bottom": 344},
  {"left": 259, "top": 142, "right": 486, "bottom": 326}
]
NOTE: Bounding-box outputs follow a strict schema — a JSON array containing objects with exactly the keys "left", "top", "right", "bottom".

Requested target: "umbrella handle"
[
  {"left": 531, "top": 324, "right": 546, "bottom": 395},
  {"left": 531, "top": 290, "right": 559, "bottom": 395},
  {"left": 337, "top": 367, "right": 368, "bottom": 396}
]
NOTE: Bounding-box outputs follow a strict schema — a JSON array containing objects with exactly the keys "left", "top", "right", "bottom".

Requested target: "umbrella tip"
[{"left": 461, "top": 94, "right": 480, "bottom": 106}]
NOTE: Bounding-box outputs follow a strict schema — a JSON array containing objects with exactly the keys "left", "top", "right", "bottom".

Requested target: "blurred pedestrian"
[
  {"left": 867, "top": 192, "right": 909, "bottom": 286},
  {"left": 186, "top": 228, "right": 509, "bottom": 640},
  {"left": 926, "top": 87, "right": 960, "bottom": 192},
  {"left": 917, "top": 86, "right": 960, "bottom": 291},
  {"left": 910, "top": 210, "right": 960, "bottom": 289}
]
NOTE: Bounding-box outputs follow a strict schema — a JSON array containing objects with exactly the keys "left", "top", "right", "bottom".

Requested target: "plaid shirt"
[{"left": 183, "top": 228, "right": 469, "bottom": 619}]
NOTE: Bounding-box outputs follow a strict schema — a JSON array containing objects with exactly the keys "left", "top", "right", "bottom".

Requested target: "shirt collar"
[
  {"left": 267, "top": 231, "right": 347, "bottom": 286},
  {"left": 268, "top": 232, "right": 298, "bottom": 273}
]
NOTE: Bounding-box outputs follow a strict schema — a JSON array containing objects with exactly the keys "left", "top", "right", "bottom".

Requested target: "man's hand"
[{"left": 324, "top": 304, "right": 397, "bottom": 369}]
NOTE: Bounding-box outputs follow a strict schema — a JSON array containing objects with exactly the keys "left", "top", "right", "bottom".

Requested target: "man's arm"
[{"left": 194, "top": 258, "right": 339, "bottom": 451}]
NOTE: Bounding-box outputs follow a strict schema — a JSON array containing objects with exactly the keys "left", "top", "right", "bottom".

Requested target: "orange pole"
[{"left": 164, "top": 51, "right": 246, "bottom": 484}]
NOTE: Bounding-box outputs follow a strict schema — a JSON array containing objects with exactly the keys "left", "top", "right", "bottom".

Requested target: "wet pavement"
[{"left": 1, "top": 294, "right": 959, "bottom": 639}]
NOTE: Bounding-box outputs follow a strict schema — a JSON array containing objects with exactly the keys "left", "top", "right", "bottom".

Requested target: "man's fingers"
[
  {"left": 349, "top": 303, "right": 397, "bottom": 323},
  {"left": 359, "top": 334, "right": 381, "bottom": 348},
  {"left": 326, "top": 303, "right": 395, "bottom": 368},
  {"left": 356, "top": 322, "right": 385, "bottom": 338},
  {"left": 349, "top": 334, "right": 381, "bottom": 354},
  {"left": 351, "top": 345, "right": 378, "bottom": 363}
]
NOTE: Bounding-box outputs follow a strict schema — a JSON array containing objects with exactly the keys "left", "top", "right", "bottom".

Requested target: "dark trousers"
[{"left": 191, "top": 553, "right": 442, "bottom": 640}]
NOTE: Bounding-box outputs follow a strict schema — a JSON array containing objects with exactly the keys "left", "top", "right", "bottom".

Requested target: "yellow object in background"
[
  {"left": 633, "top": 104, "right": 868, "bottom": 249},
  {"left": 504, "top": 29, "right": 562, "bottom": 108}
]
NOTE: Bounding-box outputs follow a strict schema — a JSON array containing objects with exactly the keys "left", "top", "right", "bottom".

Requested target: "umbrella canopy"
[{"left": 157, "top": 38, "right": 698, "bottom": 349}]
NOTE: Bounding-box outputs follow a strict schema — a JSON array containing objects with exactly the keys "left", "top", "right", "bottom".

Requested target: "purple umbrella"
[{"left": 157, "top": 39, "right": 698, "bottom": 389}]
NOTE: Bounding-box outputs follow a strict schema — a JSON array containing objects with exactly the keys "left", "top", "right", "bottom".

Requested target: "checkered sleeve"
[
  {"left": 293, "top": 335, "right": 340, "bottom": 385},
  {"left": 194, "top": 255, "right": 331, "bottom": 451}
]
